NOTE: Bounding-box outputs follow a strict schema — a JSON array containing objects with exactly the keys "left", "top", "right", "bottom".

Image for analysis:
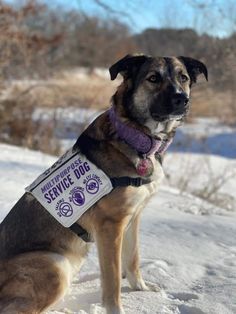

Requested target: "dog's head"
[{"left": 110, "top": 54, "right": 207, "bottom": 131}]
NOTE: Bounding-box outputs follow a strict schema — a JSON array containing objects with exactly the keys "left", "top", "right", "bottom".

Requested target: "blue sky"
[{"left": 8, "top": 0, "right": 235, "bottom": 37}]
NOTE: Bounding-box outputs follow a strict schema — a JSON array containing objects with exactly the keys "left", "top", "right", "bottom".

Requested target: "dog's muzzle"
[
  {"left": 171, "top": 92, "right": 189, "bottom": 113},
  {"left": 151, "top": 92, "right": 189, "bottom": 122}
]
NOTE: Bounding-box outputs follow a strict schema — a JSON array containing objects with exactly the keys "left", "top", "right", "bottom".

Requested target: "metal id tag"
[{"left": 25, "top": 148, "right": 113, "bottom": 227}]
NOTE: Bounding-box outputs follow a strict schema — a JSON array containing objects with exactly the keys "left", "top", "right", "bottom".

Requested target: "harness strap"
[
  {"left": 110, "top": 176, "right": 151, "bottom": 188},
  {"left": 69, "top": 223, "right": 91, "bottom": 243}
]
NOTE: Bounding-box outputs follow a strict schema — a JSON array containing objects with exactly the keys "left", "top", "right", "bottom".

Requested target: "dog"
[{"left": 0, "top": 54, "right": 207, "bottom": 314}]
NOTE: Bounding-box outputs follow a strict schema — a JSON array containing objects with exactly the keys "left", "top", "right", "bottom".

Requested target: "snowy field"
[{"left": 0, "top": 142, "right": 235, "bottom": 314}]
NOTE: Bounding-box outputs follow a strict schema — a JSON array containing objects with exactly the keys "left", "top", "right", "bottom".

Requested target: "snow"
[
  {"left": 170, "top": 118, "right": 236, "bottom": 159},
  {"left": 0, "top": 143, "right": 236, "bottom": 314},
  {"left": 0, "top": 144, "right": 55, "bottom": 220}
]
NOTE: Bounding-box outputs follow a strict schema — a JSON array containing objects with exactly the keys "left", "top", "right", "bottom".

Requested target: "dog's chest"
[
  {"left": 66, "top": 157, "right": 164, "bottom": 267},
  {"left": 139, "top": 156, "right": 164, "bottom": 198},
  {"left": 108, "top": 156, "right": 164, "bottom": 216}
]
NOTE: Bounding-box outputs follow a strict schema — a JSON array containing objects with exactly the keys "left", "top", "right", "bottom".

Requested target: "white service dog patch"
[{"left": 26, "top": 148, "right": 113, "bottom": 227}]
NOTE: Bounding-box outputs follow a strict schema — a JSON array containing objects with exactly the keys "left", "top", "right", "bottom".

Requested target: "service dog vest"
[
  {"left": 25, "top": 132, "right": 171, "bottom": 232},
  {"left": 26, "top": 148, "right": 113, "bottom": 228}
]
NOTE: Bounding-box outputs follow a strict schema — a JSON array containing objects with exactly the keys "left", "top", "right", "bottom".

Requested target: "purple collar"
[{"left": 109, "top": 106, "right": 172, "bottom": 156}]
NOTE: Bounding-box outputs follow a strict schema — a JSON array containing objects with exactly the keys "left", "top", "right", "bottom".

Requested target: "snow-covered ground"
[
  {"left": 171, "top": 118, "right": 236, "bottom": 159},
  {"left": 0, "top": 143, "right": 235, "bottom": 314}
]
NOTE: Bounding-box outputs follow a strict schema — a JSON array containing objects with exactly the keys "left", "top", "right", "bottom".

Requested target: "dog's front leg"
[
  {"left": 122, "top": 213, "right": 147, "bottom": 290},
  {"left": 96, "top": 220, "right": 125, "bottom": 314},
  {"left": 122, "top": 213, "right": 160, "bottom": 292}
]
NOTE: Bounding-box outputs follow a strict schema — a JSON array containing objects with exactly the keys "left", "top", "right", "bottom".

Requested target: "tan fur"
[{"left": 0, "top": 252, "right": 70, "bottom": 314}]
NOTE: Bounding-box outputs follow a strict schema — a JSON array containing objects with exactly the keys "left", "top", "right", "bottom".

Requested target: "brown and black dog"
[{"left": 0, "top": 54, "right": 207, "bottom": 314}]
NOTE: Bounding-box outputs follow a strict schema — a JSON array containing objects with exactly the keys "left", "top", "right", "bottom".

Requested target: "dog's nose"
[{"left": 172, "top": 93, "right": 189, "bottom": 110}]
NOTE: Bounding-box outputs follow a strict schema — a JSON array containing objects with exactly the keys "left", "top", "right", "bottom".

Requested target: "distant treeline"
[{"left": 0, "top": 1, "right": 235, "bottom": 92}]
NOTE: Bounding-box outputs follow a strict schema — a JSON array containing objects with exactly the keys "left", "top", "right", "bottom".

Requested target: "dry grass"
[
  {"left": 189, "top": 83, "right": 235, "bottom": 124},
  {"left": 0, "top": 69, "right": 120, "bottom": 154},
  {"left": 1, "top": 68, "right": 120, "bottom": 110},
  {"left": 165, "top": 154, "right": 236, "bottom": 212}
]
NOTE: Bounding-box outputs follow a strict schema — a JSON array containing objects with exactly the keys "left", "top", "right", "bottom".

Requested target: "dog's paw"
[
  {"left": 130, "top": 278, "right": 160, "bottom": 292},
  {"left": 126, "top": 271, "right": 161, "bottom": 292}
]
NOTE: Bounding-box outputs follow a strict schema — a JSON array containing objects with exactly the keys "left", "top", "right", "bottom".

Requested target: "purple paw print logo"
[
  {"left": 69, "top": 187, "right": 85, "bottom": 206},
  {"left": 86, "top": 178, "right": 99, "bottom": 194},
  {"left": 58, "top": 202, "right": 73, "bottom": 217},
  {"left": 71, "top": 190, "right": 85, "bottom": 206}
]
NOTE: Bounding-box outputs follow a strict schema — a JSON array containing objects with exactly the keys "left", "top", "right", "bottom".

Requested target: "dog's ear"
[
  {"left": 109, "top": 54, "right": 149, "bottom": 81},
  {"left": 178, "top": 56, "right": 208, "bottom": 83}
]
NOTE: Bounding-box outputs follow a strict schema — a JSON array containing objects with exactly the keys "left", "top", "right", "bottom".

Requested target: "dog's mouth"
[{"left": 151, "top": 112, "right": 186, "bottom": 122}]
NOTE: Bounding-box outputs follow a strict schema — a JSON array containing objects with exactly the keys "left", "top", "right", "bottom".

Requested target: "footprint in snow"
[
  {"left": 178, "top": 304, "right": 205, "bottom": 314},
  {"left": 169, "top": 292, "right": 199, "bottom": 302},
  {"left": 141, "top": 259, "right": 170, "bottom": 271}
]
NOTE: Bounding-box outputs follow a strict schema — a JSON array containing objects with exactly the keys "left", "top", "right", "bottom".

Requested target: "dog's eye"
[
  {"left": 147, "top": 74, "right": 162, "bottom": 83},
  {"left": 180, "top": 74, "right": 188, "bottom": 83}
]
